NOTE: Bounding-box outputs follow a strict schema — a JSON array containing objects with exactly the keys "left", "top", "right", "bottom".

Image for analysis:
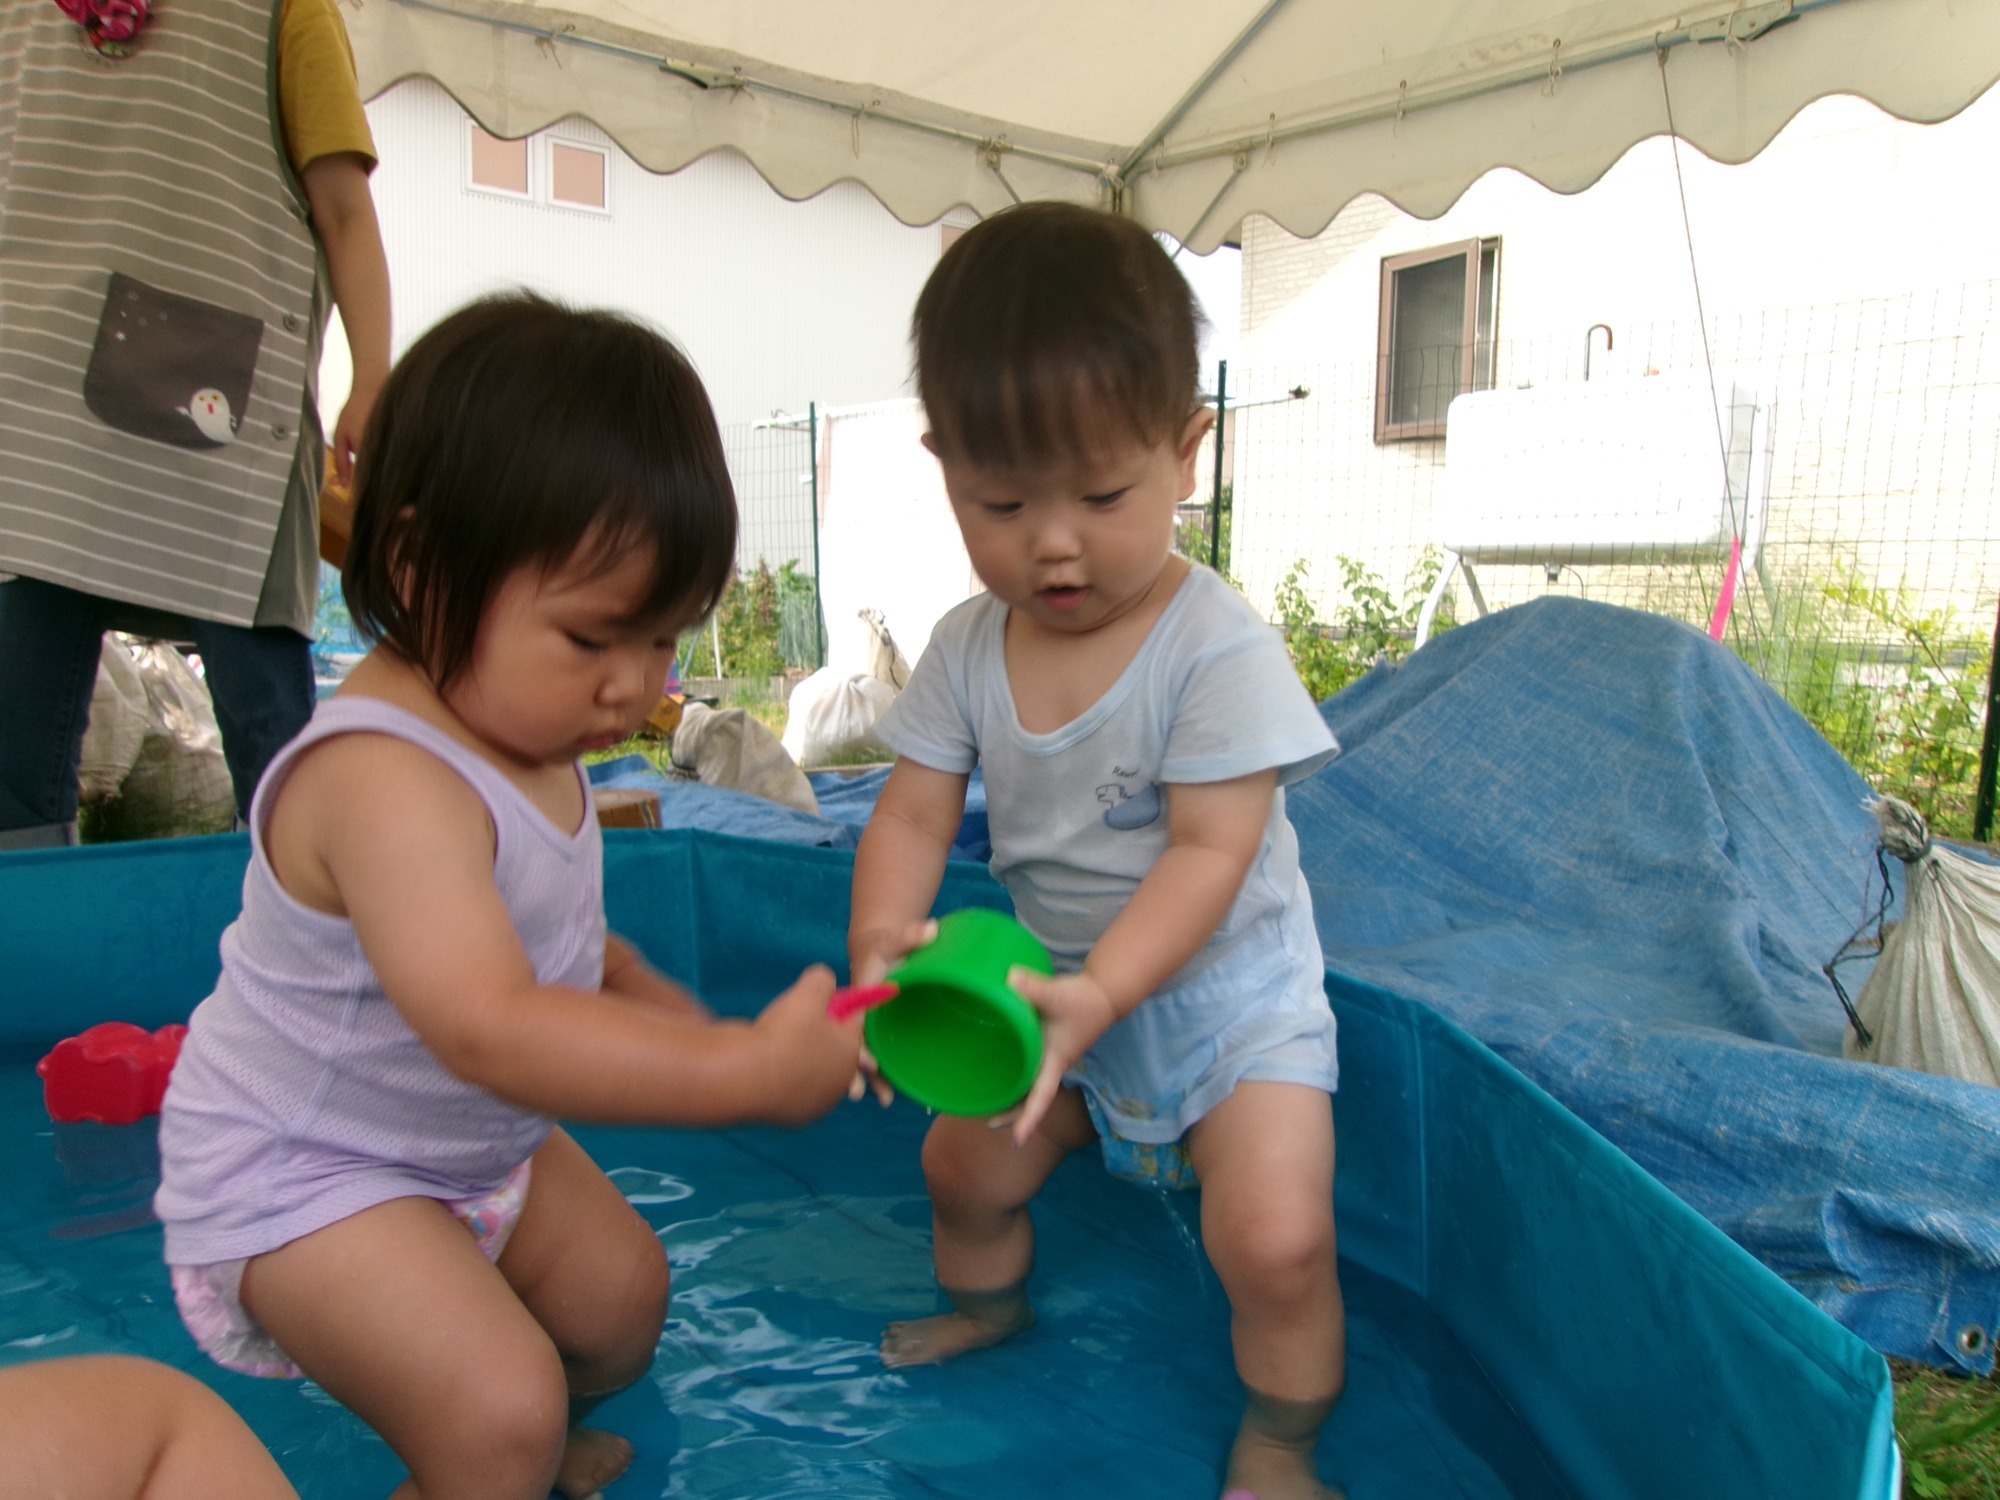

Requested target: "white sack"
[
  {"left": 77, "top": 635, "right": 151, "bottom": 802},
  {"left": 780, "top": 669, "right": 897, "bottom": 769},
  {"left": 1846, "top": 797, "right": 2000, "bottom": 1090},
  {"left": 672, "top": 701, "right": 818, "bottom": 816},
  {"left": 79, "top": 635, "right": 235, "bottom": 839}
]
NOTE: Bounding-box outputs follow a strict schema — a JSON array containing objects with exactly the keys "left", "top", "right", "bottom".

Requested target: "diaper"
[
  {"left": 1077, "top": 1024, "right": 1339, "bottom": 1193},
  {"left": 169, "top": 1158, "right": 533, "bottom": 1380}
]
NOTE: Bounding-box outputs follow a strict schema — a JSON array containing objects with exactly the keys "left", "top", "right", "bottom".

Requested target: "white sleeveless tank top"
[{"left": 155, "top": 696, "right": 605, "bottom": 1265}]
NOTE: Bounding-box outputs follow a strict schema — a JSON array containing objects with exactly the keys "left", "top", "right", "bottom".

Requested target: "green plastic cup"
[{"left": 865, "top": 908, "right": 1051, "bottom": 1116}]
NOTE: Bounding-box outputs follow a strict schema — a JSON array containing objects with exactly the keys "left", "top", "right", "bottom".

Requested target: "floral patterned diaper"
[{"left": 169, "top": 1159, "right": 533, "bottom": 1379}]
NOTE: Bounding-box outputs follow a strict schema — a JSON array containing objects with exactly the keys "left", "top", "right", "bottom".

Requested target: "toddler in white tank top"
[{"left": 154, "top": 295, "right": 864, "bottom": 1500}]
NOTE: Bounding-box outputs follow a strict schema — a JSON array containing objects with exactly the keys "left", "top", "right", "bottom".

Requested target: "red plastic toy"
[{"left": 37, "top": 1022, "right": 187, "bottom": 1125}]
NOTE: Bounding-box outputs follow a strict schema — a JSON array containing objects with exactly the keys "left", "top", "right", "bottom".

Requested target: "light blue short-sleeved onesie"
[{"left": 875, "top": 565, "right": 1340, "bottom": 1187}]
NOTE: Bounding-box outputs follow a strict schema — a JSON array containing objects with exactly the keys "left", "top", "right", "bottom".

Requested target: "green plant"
[
  {"left": 1896, "top": 1360, "right": 2000, "bottom": 1499},
  {"left": 679, "top": 560, "right": 822, "bottom": 680},
  {"left": 1275, "top": 549, "right": 1450, "bottom": 702},
  {"left": 1176, "top": 486, "right": 1232, "bottom": 575},
  {"left": 1740, "top": 564, "right": 1992, "bottom": 840}
]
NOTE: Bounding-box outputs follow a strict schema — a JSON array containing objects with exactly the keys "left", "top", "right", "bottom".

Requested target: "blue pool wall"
[{"left": 0, "top": 829, "right": 1896, "bottom": 1500}]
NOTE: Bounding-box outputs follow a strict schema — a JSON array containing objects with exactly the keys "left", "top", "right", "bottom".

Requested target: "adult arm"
[{"left": 300, "top": 152, "right": 391, "bottom": 483}]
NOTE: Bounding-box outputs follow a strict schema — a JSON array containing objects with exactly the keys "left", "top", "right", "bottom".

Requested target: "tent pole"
[
  {"left": 1119, "top": 0, "right": 1293, "bottom": 180},
  {"left": 1974, "top": 593, "right": 2000, "bottom": 841}
]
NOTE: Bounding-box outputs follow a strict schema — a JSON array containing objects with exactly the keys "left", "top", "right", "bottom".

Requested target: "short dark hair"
[
  {"left": 913, "top": 202, "right": 1203, "bottom": 469},
  {"left": 342, "top": 293, "right": 737, "bottom": 689}
]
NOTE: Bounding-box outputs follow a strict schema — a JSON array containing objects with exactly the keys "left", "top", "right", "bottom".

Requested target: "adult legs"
[
  {"left": 0, "top": 576, "right": 114, "bottom": 848},
  {"left": 0, "top": 578, "right": 314, "bottom": 843},
  {"left": 186, "top": 618, "right": 315, "bottom": 820}
]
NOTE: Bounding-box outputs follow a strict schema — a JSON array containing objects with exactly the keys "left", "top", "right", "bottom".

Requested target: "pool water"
[{"left": 0, "top": 1044, "right": 1572, "bottom": 1499}]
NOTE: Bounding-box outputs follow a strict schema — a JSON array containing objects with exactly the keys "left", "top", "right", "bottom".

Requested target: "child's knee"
[
  {"left": 919, "top": 1119, "right": 1031, "bottom": 1211},
  {"left": 448, "top": 1356, "right": 572, "bottom": 1474},
  {"left": 1209, "top": 1206, "right": 1336, "bottom": 1295}
]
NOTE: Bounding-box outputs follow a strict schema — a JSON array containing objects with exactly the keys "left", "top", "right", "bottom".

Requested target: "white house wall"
[
  {"left": 322, "top": 78, "right": 946, "bottom": 432},
  {"left": 1233, "top": 87, "right": 2000, "bottom": 631}
]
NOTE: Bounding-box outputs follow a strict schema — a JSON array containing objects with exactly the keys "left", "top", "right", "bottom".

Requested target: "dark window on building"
[{"left": 1375, "top": 238, "right": 1498, "bottom": 442}]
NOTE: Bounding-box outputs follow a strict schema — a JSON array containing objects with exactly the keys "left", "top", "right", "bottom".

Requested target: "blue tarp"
[
  {"left": 588, "top": 598, "right": 1999, "bottom": 1372},
  {"left": 585, "top": 757, "right": 992, "bottom": 863},
  {"left": 1295, "top": 597, "right": 2000, "bottom": 1373}
]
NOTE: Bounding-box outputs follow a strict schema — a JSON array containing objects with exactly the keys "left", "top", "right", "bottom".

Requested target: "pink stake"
[
  {"left": 1708, "top": 535, "right": 1743, "bottom": 641},
  {"left": 828, "top": 983, "right": 899, "bottom": 1023}
]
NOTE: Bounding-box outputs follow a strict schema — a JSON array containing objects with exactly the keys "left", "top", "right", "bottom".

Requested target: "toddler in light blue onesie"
[
  {"left": 878, "top": 564, "right": 1338, "bottom": 1188},
  {"left": 849, "top": 202, "right": 1349, "bottom": 1500}
]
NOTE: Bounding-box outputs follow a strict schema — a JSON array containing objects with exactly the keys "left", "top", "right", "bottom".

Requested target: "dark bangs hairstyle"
[
  {"left": 342, "top": 293, "right": 737, "bottom": 689},
  {"left": 913, "top": 202, "right": 1203, "bottom": 470}
]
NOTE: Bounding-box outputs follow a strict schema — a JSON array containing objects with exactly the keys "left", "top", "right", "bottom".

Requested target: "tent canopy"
[{"left": 350, "top": 0, "right": 2000, "bottom": 251}]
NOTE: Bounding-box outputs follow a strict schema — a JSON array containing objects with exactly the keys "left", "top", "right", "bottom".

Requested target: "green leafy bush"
[
  {"left": 1275, "top": 549, "right": 1450, "bottom": 703},
  {"left": 679, "top": 560, "right": 822, "bottom": 679},
  {"left": 1740, "top": 563, "right": 1992, "bottom": 840}
]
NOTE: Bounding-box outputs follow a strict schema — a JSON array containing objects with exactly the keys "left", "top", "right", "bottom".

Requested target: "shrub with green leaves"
[
  {"left": 1739, "top": 562, "right": 1992, "bottom": 841},
  {"left": 1275, "top": 549, "right": 1450, "bottom": 703},
  {"left": 679, "top": 560, "right": 822, "bottom": 680}
]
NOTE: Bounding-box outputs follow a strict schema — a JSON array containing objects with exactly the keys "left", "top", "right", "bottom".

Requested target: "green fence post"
[
  {"left": 1209, "top": 359, "right": 1228, "bottom": 573},
  {"left": 809, "top": 400, "right": 825, "bottom": 669}
]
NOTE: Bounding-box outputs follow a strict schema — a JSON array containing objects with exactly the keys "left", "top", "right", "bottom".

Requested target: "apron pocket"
[{"left": 83, "top": 272, "right": 263, "bottom": 449}]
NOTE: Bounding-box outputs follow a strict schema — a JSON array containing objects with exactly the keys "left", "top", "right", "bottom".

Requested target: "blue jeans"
[{"left": 0, "top": 576, "right": 314, "bottom": 849}]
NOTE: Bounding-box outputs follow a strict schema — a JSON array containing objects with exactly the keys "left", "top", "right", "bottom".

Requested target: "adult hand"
[{"left": 329, "top": 373, "right": 382, "bottom": 485}]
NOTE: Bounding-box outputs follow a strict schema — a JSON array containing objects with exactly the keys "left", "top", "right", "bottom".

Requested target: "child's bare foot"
[
  {"left": 1221, "top": 1435, "right": 1344, "bottom": 1499},
  {"left": 554, "top": 1425, "right": 633, "bottom": 1498},
  {"left": 880, "top": 1306, "right": 1034, "bottom": 1366},
  {"left": 1222, "top": 1388, "right": 1341, "bottom": 1500},
  {"left": 880, "top": 1280, "right": 1035, "bottom": 1367}
]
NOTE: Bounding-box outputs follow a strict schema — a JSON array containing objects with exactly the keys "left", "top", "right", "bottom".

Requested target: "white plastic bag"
[
  {"left": 1845, "top": 797, "right": 2000, "bottom": 1089},
  {"left": 671, "top": 702, "right": 818, "bottom": 815},
  {"left": 780, "top": 669, "right": 897, "bottom": 768},
  {"left": 78, "top": 634, "right": 235, "bottom": 839}
]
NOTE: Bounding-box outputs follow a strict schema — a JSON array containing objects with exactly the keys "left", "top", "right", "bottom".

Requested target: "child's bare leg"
[
  {"left": 1187, "top": 1081, "right": 1344, "bottom": 1500},
  {"left": 496, "top": 1128, "right": 672, "bottom": 1497},
  {"left": 241, "top": 1196, "right": 577, "bottom": 1500},
  {"left": 0, "top": 1354, "right": 297, "bottom": 1500},
  {"left": 881, "top": 1087, "right": 1094, "bottom": 1367}
]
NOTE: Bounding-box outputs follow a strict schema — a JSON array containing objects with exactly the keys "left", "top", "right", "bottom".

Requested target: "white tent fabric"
[{"left": 349, "top": 0, "right": 2000, "bottom": 251}]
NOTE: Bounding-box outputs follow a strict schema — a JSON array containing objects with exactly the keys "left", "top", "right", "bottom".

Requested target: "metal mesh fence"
[
  {"left": 1208, "top": 278, "right": 2000, "bottom": 836},
  {"left": 679, "top": 417, "right": 824, "bottom": 678}
]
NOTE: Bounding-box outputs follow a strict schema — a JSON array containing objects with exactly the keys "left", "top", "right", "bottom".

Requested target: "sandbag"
[
  {"left": 780, "top": 670, "right": 897, "bottom": 769},
  {"left": 672, "top": 701, "right": 818, "bottom": 815},
  {"left": 78, "top": 635, "right": 235, "bottom": 840},
  {"left": 1845, "top": 797, "right": 2000, "bottom": 1089}
]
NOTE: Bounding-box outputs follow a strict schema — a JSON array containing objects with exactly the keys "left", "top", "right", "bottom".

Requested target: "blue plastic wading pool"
[{"left": 0, "top": 831, "right": 1898, "bottom": 1498}]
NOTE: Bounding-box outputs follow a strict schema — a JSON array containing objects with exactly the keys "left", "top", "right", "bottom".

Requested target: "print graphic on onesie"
[{"left": 1098, "top": 781, "right": 1162, "bottom": 831}]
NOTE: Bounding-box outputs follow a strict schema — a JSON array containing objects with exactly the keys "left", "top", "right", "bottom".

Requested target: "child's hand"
[
  {"left": 999, "top": 968, "right": 1122, "bottom": 1145},
  {"left": 750, "top": 964, "right": 865, "bottom": 1125},
  {"left": 845, "top": 919, "right": 937, "bottom": 1107},
  {"left": 848, "top": 919, "right": 937, "bottom": 989}
]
